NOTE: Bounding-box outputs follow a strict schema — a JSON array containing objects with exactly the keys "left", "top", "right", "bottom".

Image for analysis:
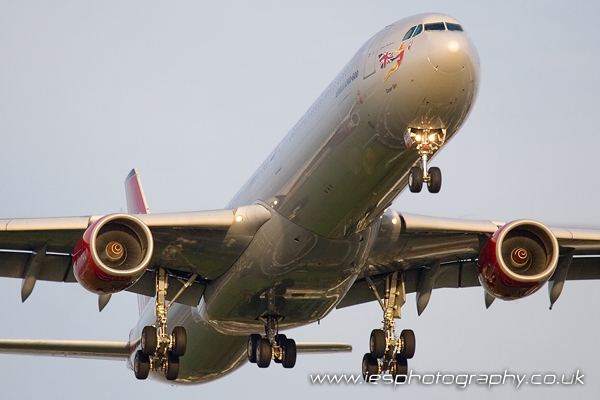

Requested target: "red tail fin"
[
  {"left": 124, "top": 168, "right": 150, "bottom": 214},
  {"left": 125, "top": 169, "right": 152, "bottom": 314}
]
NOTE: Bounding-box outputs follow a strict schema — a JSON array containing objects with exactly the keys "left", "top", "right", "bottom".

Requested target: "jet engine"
[
  {"left": 73, "top": 214, "right": 154, "bottom": 294},
  {"left": 477, "top": 220, "right": 559, "bottom": 300}
]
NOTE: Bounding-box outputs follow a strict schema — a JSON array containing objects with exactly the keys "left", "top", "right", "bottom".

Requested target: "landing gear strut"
[
  {"left": 134, "top": 268, "right": 196, "bottom": 381},
  {"left": 407, "top": 128, "right": 445, "bottom": 193},
  {"left": 362, "top": 271, "right": 415, "bottom": 381},
  {"left": 247, "top": 315, "right": 297, "bottom": 369}
]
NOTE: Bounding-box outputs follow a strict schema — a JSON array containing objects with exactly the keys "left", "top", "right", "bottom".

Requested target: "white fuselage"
[{"left": 130, "top": 13, "right": 480, "bottom": 383}]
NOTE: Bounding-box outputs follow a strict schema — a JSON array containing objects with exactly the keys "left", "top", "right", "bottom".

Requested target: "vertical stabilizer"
[
  {"left": 124, "top": 168, "right": 152, "bottom": 315},
  {"left": 124, "top": 168, "right": 150, "bottom": 214}
]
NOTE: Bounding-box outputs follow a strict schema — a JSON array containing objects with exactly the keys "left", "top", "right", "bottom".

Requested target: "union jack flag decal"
[{"left": 378, "top": 52, "right": 396, "bottom": 68}]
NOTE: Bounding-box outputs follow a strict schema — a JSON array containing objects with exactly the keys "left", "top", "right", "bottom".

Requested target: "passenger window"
[
  {"left": 412, "top": 24, "right": 423, "bottom": 37},
  {"left": 446, "top": 22, "right": 463, "bottom": 31},
  {"left": 402, "top": 26, "right": 416, "bottom": 41},
  {"left": 424, "top": 22, "right": 445, "bottom": 31}
]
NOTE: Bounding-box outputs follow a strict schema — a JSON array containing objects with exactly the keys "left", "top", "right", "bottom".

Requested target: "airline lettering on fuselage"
[{"left": 335, "top": 70, "right": 359, "bottom": 98}]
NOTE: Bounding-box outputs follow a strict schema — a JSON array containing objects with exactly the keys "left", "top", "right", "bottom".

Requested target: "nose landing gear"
[
  {"left": 406, "top": 128, "right": 445, "bottom": 193},
  {"left": 409, "top": 165, "right": 442, "bottom": 193}
]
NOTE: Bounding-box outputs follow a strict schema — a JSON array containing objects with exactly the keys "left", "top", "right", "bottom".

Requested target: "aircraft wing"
[
  {"left": 338, "top": 210, "right": 600, "bottom": 311},
  {"left": 0, "top": 204, "right": 271, "bottom": 306}
]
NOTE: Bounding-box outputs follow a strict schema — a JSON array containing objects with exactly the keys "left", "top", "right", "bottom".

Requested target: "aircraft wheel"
[
  {"left": 274, "top": 334, "right": 287, "bottom": 363},
  {"left": 400, "top": 329, "right": 416, "bottom": 359},
  {"left": 134, "top": 350, "right": 150, "bottom": 380},
  {"left": 256, "top": 338, "right": 272, "bottom": 368},
  {"left": 141, "top": 326, "right": 157, "bottom": 356},
  {"left": 247, "top": 334, "right": 261, "bottom": 363},
  {"left": 369, "top": 329, "right": 386, "bottom": 359},
  {"left": 362, "top": 353, "right": 379, "bottom": 382},
  {"left": 282, "top": 338, "right": 297, "bottom": 368},
  {"left": 427, "top": 167, "right": 442, "bottom": 193},
  {"left": 165, "top": 351, "right": 179, "bottom": 381},
  {"left": 171, "top": 326, "right": 187, "bottom": 357},
  {"left": 409, "top": 167, "right": 423, "bottom": 193},
  {"left": 393, "top": 354, "right": 408, "bottom": 381}
]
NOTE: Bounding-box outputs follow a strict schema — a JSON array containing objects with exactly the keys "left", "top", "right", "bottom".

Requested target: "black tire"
[
  {"left": 141, "top": 326, "right": 157, "bottom": 356},
  {"left": 256, "top": 338, "right": 272, "bottom": 368},
  {"left": 165, "top": 351, "right": 179, "bottom": 381},
  {"left": 275, "top": 334, "right": 287, "bottom": 346},
  {"left": 247, "top": 334, "right": 261, "bottom": 363},
  {"left": 400, "top": 329, "right": 416, "bottom": 359},
  {"left": 282, "top": 338, "right": 297, "bottom": 369},
  {"left": 393, "top": 353, "right": 408, "bottom": 381},
  {"left": 171, "top": 326, "right": 187, "bottom": 357},
  {"left": 134, "top": 350, "right": 150, "bottom": 380},
  {"left": 361, "top": 353, "right": 379, "bottom": 382},
  {"left": 408, "top": 166, "right": 423, "bottom": 193},
  {"left": 369, "top": 329, "right": 386, "bottom": 359},
  {"left": 427, "top": 167, "right": 442, "bottom": 193}
]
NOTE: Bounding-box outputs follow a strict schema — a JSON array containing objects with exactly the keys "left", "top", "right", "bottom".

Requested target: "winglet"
[{"left": 124, "top": 168, "right": 150, "bottom": 214}]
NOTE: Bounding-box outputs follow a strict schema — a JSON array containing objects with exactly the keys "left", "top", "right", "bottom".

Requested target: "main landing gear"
[
  {"left": 247, "top": 315, "right": 297, "bottom": 369},
  {"left": 406, "top": 127, "right": 445, "bottom": 193},
  {"left": 134, "top": 268, "right": 196, "bottom": 381},
  {"left": 362, "top": 271, "right": 416, "bottom": 382}
]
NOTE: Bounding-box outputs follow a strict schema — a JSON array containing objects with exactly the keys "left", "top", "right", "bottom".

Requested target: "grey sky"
[{"left": 0, "top": 1, "right": 599, "bottom": 399}]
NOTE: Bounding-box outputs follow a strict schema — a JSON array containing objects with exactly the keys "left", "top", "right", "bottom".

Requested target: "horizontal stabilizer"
[
  {"left": 296, "top": 342, "right": 352, "bottom": 353},
  {"left": 0, "top": 339, "right": 350, "bottom": 359},
  {"left": 0, "top": 339, "right": 132, "bottom": 360}
]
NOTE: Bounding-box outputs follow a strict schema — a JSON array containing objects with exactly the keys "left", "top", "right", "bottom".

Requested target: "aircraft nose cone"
[{"left": 427, "top": 34, "right": 472, "bottom": 74}]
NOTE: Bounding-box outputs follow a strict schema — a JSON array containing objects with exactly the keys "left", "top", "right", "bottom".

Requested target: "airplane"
[{"left": 1, "top": 11, "right": 599, "bottom": 384}]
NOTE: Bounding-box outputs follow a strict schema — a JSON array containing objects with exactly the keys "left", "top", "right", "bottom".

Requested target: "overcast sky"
[{"left": 1, "top": 1, "right": 599, "bottom": 399}]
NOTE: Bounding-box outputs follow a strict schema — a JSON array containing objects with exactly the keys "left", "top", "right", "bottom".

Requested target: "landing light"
[
  {"left": 448, "top": 41, "right": 460, "bottom": 53},
  {"left": 415, "top": 134, "right": 422, "bottom": 142},
  {"left": 235, "top": 215, "right": 244, "bottom": 222},
  {"left": 391, "top": 218, "right": 398, "bottom": 225},
  {"left": 428, "top": 134, "right": 436, "bottom": 141}
]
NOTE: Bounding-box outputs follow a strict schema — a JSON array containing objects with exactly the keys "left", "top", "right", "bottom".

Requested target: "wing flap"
[
  {"left": 0, "top": 251, "right": 74, "bottom": 282},
  {"left": 338, "top": 261, "right": 480, "bottom": 309}
]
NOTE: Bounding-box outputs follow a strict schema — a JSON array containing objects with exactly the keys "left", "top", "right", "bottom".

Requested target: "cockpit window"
[
  {"left": 424, "top": 22, "right": 446, "bottom": 31},
  {"left": 446, "top": 22, "right": 463, "bottom": 31},
  {"left": 402, "top": 26, "right": 416, "bottom": 41},
  {"left": 412, "top": 24, "right": 423, "bottom": 37}
]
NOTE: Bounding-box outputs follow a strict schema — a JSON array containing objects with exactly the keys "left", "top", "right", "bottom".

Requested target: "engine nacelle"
[
  {"left": 477, "top": 220, "right": 559, "bottom": 300},
  {"left": 73, "top": 214, "right": 154, "bottom": 294}
]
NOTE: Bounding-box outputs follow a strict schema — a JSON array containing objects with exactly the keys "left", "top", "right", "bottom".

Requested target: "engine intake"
[
  {"left": 73, "top": 214, "right": 154, "bottom": 294},
  {"left": 477, "top": 220, "right": 559, "bottom": 300}
]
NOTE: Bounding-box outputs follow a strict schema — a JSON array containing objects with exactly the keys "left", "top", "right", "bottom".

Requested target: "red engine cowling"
[
  {"left": 73, "top": 214, "right": 154, "bottom": 294},
  {"left": 477, "top": 220, "right": 559, "bottom": 300}
]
